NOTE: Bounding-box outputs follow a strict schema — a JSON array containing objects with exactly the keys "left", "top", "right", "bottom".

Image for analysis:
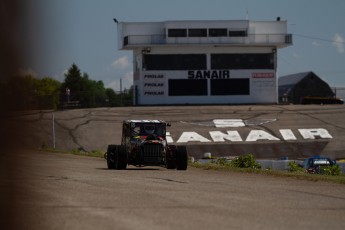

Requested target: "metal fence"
[
  {"left": 5, "top": 90, "right": 133, "bottom": 111},
  {"left": 333, "top": 87, "right": 345, "bottom": 101}
]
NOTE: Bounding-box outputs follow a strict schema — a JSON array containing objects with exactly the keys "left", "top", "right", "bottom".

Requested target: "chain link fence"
[
  {"left": 3, "top": 90, "right": 133, "bottom": 111},
  {"left": 333, "top": 87, "right": 345, "bottom": 101}
]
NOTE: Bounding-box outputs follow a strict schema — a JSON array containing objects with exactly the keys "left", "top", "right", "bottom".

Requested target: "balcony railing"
[{"left": 123, "top": 34, "right": 293, "bottom": 47}]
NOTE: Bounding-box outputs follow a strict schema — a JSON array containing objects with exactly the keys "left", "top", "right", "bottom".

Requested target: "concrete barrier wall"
[
  {"left": 257, "top": 160, "right": 303, "bottom": 171},
  {"left": 338, "top": 162, "right": 345, "bottom": 174}
]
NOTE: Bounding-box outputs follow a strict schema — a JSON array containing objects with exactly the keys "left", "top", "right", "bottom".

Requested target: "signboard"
[
  {"left": 143, "top": 74, "right": 165, "bottom": 96},
  {"left": 136, "top": 70, "right": 277, "bottom": 104}
]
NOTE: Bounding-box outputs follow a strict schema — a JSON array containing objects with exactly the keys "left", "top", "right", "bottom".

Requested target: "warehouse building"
[
  {"left": 116, "top": 19, "right": 292, "bottom": 105},
  {"left": 278, "top": 71, "right": 343, "bottom": 104}
]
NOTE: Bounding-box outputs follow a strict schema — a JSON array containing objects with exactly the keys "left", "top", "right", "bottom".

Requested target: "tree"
[
  {"left": 79, "top": 73, "right": 108, "bottom": 108},
  {"left": 121, "top": 85, "right": 134, "bottom": 106},
  {"left": 36, "top": 77, "right": 61, "bottom": 109},
  {"left": 62, "top": 64, "right": 109, "bottom": 108},
  {"left": 1, "top": 75, "right": 61, "bottom": 110},
  {"left": 105, "top": 88, "right": 122, "bottom": 106},
  {"left": 62, "top": 63, "right": 83, "bottom": 92},
  {"left": 3, "top": 75, "right": 37, "bottom": 110}
]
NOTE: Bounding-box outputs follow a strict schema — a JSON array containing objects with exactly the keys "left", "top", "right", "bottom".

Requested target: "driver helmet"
[{"left": 144, "top": 125, "right": 155, "bottom": 135}]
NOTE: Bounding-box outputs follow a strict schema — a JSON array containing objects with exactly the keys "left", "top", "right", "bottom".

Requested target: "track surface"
[
  {"left": 2, "top": 151, "right": 345, "bottom": 230},
  {"left": 8, "top": 104, "right": 345, "bottom": 159}
]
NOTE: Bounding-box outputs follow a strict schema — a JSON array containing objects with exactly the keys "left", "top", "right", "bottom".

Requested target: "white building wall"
[
  {"left": 133, "top": 46, "right": 277, "bottom": 105},
  {"left": 135, "top": 70, "right": 276, "bottom": 105},
  {"left": 118, "top": 22, "right": 165, "bottom": 48},
  {"left": 118, "top": 19, "right": 291, "bottom": 105},
  {"left": 250, "top": 21, "right": 287, "bottom": 34}
]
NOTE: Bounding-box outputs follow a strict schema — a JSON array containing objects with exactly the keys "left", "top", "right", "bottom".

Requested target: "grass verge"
[
  {"left": 39, "top": 147, "right": 345, "bottom": 185},
  {"left": 190, "top": 162, "right": 345, "bottom": 185},
  {"left": 39, "top": 146, "right": 105, "bottom": 158}
]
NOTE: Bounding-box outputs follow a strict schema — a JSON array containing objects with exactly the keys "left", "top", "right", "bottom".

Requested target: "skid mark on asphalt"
[
  {"left": 147, "top": 177, "right": 188, "bottom": 184},
  {"left": 45, "top": 175, "right": 69, "bottom": 180},
  {"left": 288, "top": 189, "right": 345, "bottom": 201}
]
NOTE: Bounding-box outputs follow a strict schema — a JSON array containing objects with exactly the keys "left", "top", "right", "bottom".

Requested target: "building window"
[
  {"left": 143, "top": 54, "right": 207, "bottom": 70},
  {"left": 209, "top": 28, "right": 227, "bottom": 37},
  {"left": 211, "top": 79, "right": 250, "bottom": 95},
  {"left": 211, "top": 53, "right": 274, "bottom": 69},
  {"left": 188, "top": 28, "right": 207, "bottom": 37},
  {"left": 124, "top": 36, "right": 129, "bottom": 45},
  {"left": 169, "top": 79, "right": 208, "bottom": 96},
  {"left": 228, "top": 30, "right": 247, "bottom": 37},
  {"left": 168, "top": 29, "right": 187, "bottom": 37}
]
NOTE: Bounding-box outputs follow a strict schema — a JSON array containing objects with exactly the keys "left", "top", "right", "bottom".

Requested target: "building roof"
[
  {"left": 278, "top": 72, "right": 313, "bottom": 96},
  {"left": 278, "top": 71, "right": 313, "bottom": 86},
  {"left": 278, "top": 71, "right": 335, "bottom": 100},
  {"left": 125, "top": 120, "right": 166, "bottom": 124},
  {"left": 118, "top": 19, "right": 292, "bottom": 50}
]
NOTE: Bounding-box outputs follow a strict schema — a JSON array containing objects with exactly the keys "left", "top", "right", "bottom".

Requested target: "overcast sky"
[{"left": 20, "top": 0, "right": 345, "bottom": 91}]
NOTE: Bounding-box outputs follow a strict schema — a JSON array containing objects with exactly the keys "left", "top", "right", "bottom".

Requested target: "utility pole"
[
  {"left": 120, "top": 78, "right": 122, "bottom": 94},
  {"left": 52, "top": 113, "right": 56, "bottom": 149},
  {"left": 120, "top": 78, "right": 123, "bottom": 106}
]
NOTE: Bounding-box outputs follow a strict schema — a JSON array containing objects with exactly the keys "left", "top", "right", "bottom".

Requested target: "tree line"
[{"left": 0, "top": 63, "right": 133, "bottom": 110}]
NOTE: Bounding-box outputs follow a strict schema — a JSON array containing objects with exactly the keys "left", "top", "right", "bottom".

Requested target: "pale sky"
[{"left": 20, "top": 0, "right": 345, "bottom": 91}]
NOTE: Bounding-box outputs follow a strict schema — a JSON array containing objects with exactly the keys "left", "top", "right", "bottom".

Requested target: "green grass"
[
  {"left": 39, "top": 145, "right": 105, "bottom": 158},
  {"left": 190, "top": 162, "right": 345, "bottom": 185},
  {"left": 70, "top": 149, "right": 105, "bottom": 158},
  {"left": 39, "top": 146, "right": 345, "bottom": 185}
]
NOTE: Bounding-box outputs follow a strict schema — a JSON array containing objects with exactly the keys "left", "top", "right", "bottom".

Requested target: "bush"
[
  {"left": 212, "top": 157, "right": 229, "bottom": 166},
  {"left": 230, "top": 154, "right": 261, "bottom": 169},
  {"left": 288, "top": 161, "right": 304, "bottom": 172},
  {"left": 323, "top": 164, "right": 341, "bottom": 176}
]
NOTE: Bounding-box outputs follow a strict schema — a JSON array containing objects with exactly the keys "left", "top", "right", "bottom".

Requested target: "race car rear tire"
[
  {"left": 106, "top": 145, "right": 117, "bottom": 169},
  {"left": 176, "top": 146, "right": 188, "bottom": 170},
  {"left": 166, "top": 145, "right": 177, "bottom": 169},
  {"left": 115, "top": 145, "right": 127, "bottom": 170}
]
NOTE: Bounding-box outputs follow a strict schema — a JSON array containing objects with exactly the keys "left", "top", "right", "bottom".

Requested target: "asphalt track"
[
  {"left": 1, "top": 150, "right": 345, "bottom": 230},
  {"left": 6, "top": 104, "right": 345, "bottom": 159},
  {"left": 1, "top": 105, "right": 345, "bottom": 229}
]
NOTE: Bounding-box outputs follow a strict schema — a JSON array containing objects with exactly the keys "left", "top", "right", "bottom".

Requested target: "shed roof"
[
  {"left": 278, "top": 71, "right": 334, "bottom": 100},
  {"left": 278, "top": 71, "right": 313, "bottom": 86}
]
